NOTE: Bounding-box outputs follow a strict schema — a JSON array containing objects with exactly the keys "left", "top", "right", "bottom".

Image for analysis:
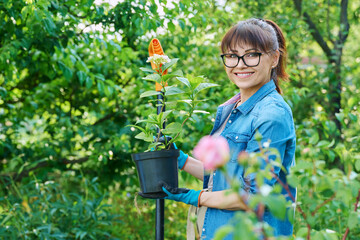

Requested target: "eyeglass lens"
[{"left": 222, "top": 53, "right": 261, "bottom": 67}]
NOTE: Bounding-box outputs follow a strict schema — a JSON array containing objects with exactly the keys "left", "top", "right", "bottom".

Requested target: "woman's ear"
[{"left": 272, "top": 50, "right": 280, "bottom": 68}]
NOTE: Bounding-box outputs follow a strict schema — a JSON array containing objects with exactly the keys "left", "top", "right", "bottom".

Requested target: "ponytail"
[{"left": 265, "top": 19, "right": 289, "bottom": 94}]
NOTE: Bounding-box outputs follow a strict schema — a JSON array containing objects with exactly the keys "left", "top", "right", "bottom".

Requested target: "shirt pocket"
[{"left": 224, "top": 133, "right": 249, "bottom": 162}]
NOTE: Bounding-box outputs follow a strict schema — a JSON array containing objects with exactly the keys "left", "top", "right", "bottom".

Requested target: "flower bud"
[{"left": 238, "top": 151, "right": 249, "bottom": 166}]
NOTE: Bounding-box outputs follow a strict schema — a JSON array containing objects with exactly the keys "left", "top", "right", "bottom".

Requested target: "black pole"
[
  {"left": 155, "top": 199, "right": 164, "bottom": 240},
  {"left": 156, "top": 92, "right": 165, "bottom": 240}
]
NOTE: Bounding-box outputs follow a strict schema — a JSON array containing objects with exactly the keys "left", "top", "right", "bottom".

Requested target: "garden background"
[{"left": 1, "top": 0, "right": 360, "bottom": 239}]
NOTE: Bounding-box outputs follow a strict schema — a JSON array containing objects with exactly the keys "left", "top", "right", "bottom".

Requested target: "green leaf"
[
  {"left": 292, "top": 161, "right": 313, "bottom": 172},
  {"left": 161, "top": 74, "right": 177, "bottom": 82},
  {"left": 177, "top": 99, "right": 193, "bottom": 106},
  {"left": 97, "top": 81, "right": 105, "bottom": 95},
  {"left": 255, "top": 130, "right": 263, "bottom": 142},
  {"left": 135, "top": 132, "right": 153, "bottom": 142},
  {"left": 0, "top": 87, "right": 7, "bottom": 98},
  {"left": 168, "top": 21, "right": 175, "bottom": 32},
  {"left": 335, "top": 112, "right": 345, "bottom": 122},
  {"left": 77, "top": 71, "right": 86, "bottom": 86},
  {"left": 147, "top": 142, "right": 163, "bottom": 151},
  {"left": 286, "top": 174, "right": 299, "bottom": 188},
  {"left": 127, "top": 124, "right": 147, "bottom": 133},
  {"left": 194, "top": 82, "right": 219, "bottom": 95},
  {"left": 347, "top": 97, "right": 356, "bottom": 108},
  {"left": 95, "top": 73, "right": 105, "bottom": 81},
  {"left": 85, "top": 77, "right": 93, "bottom": 89},
  {"left": 317, "top": 140, "right": 330, "bottom": 147},
  {"left": 348, "top": 212, "right": 358, "bottom": 230},
  {"left": 159, "top": 110, "right": 173, "bottom": 124},
  {"left": 104, "top": 84, "right": 114, "bottom": 97},
  {"left": 143, "top": 74, "right": 161, "bottom": 82},
  {"left": 327, "top": 139, "right": 335, "bottom": 148},
  {"left": 43, "top": 17, "right": 56, "bottom": 34},
  {"left": 176, "top": 77, "right": 191, "bottom": 88},
  {"left": 58, "top": 62, "right": 73, "bottom": 81},
  {"left": 327, "top": 150, "right": 336, "bottom": 162},
  {"left": 325, "top": 121, "right": 337, "bottom": 133},
  {"left": 162, "top": 122, "right": 182, "bottom": 135},
  {"left": 178, "top": 19, "right": 185, "bottom": 30},
  {"left": 171, "top": 69, "right": 183, "bottom": 77},
  {"left": 164, "top": 86, "right": 184, "bottom": 96},
  {"left": 213, "top": 225, "right": 233, "bottom": 240},
  {"left": 355, "top": 159, "right": 360, "bottom": 172},
  {"left": 348, "top": 113, "right": 357, "bottom": 122},
  {"left": 265, "top": 195, "right": 287, "bottom": 220},
  {"left": 140, "top": 67, "right": 155, "bottom": 73},
  {"left": 309, "top": 132, "right": 319, "bottom": 144},
  {"left": 161, "top": 58, "right": 179, "bottom": 72},
  {"left": 296, "top": 227, "right": 308, "bottom": 237},
  {"left": 140, "top": 90, "right": 160, "bottom": 98},
  {"left": 135, "top": 119, "right": 156, "bottom": 125},
  {"left": 193, "top": 110, "right": 209, "bottom": 114}
]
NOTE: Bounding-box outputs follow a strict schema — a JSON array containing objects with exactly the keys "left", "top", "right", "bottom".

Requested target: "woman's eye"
[
  {"left": 247, "top": 53, "right": 259, "bottom": 58},
  {"left": 229, "top": 54, "right": 238, "bottom": 58}
]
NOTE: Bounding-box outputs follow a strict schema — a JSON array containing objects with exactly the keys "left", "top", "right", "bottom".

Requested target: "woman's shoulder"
[{"left": 253, "top": 91, "right": 293, "bottom": 121}]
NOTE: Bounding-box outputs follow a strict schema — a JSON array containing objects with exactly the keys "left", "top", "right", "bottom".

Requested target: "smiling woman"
[{"left": 161, "top": 18, "right": 297, "bottom": 240}]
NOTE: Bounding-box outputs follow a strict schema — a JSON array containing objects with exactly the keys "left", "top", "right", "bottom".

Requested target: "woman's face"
[{"left": 224, "top": 43, "right": 279, "bottom": 94}]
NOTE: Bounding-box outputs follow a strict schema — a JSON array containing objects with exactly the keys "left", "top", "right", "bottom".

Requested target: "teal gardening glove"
[
  {"left": 172, "top": 142, "right": 189, "bottom": 170},
  {"left": 162, "top": 183, "right": 203, "bottom": 207}
]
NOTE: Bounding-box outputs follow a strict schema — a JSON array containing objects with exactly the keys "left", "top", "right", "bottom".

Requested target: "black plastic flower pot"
[{"left": 132, "top": 149, "right": 179, "bottom": 199}]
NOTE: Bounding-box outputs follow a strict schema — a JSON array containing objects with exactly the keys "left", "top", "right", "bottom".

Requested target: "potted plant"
[{"left": 129, "top": 53, "right": 218, "bottom": 198}]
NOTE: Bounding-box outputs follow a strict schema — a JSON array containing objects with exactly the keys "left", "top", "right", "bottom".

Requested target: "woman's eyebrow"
[{"left": 229, "top": 48, "right": 257, "bottom": 53}]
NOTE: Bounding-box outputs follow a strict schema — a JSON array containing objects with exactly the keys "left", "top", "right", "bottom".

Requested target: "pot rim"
[{"left": 132, "top": 149, "right": 179, "bottom": 161}]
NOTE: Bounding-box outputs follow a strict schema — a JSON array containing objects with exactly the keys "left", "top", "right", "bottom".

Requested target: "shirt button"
[
  {"left": 228, "top": 120, "right": 232, "bottom": 123},
  {"left": 213, "top": 172, "right": 216, "bottom": 176},
  {"left": 235, "top": 136, "right": 238, "bottom": 139},
  {"left": 203, "top": 228, "right": 205, "bottom": 232},
  {"left": 233, "top": 110, "right": 236, "bottom": 113}
]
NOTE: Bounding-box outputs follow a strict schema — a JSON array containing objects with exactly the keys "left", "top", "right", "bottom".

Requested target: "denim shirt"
[{"left": 202, "top": 80, "right": 296, "bottom": 239}]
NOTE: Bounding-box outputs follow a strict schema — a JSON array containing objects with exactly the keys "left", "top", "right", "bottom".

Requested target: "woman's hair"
[{"left": 220, "top": 18, "right": 288, "bottom": 94}]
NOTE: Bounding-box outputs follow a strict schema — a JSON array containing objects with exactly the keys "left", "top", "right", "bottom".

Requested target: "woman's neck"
[{"left": 239, "top": 80, "right": 270, "bottom": 103}]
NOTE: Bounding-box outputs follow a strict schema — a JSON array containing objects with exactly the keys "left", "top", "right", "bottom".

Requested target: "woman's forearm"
[
  {"left": 199, "top": 190, "right": 249, "bottom": 211},
  {"left": 182, "top": 156, "right": 204, "bottom": 181}
]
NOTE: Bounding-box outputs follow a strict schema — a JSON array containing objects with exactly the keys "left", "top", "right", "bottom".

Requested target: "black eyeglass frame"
[{"left": 220, "top": 52, "right": 263, "bottom": 68}]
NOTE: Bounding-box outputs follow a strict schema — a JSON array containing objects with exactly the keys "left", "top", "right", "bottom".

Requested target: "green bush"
[{"left": 0, "top": 174, "right": 118, "bottom": 240}]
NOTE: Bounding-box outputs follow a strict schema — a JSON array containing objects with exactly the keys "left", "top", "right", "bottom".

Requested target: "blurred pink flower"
[
  {"left": 303, "top": 147, "right": 310, "bottom": 154},
  {"left": 193, "top": 135, "right": 230, "bottom": 171}
]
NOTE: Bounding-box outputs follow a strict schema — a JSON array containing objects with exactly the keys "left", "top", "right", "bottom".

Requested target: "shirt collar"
[{"left": 237, "top": 80, "right": 277, "bottom": 115}]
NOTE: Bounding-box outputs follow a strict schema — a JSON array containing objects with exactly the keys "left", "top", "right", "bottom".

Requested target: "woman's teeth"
[{"left": 235, "top": 73, "right": 253, "bottom": 77}]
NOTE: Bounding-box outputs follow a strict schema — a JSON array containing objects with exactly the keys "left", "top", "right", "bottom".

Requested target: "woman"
[{"left": 162, "top": 18, "right": 296, "bottom": 239}]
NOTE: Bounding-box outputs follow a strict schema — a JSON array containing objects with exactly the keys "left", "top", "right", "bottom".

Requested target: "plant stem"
[
  {"left": 167, "top": 104, "right": 195, "bottom": 150},
  {"left": 155, "top": 71, "right": 166, "bottom": 148},
  {"left": 258, "top": 142, "right": 312, "bottom": 239},
  {"left": 271, "top": 172, "right": 311, "bottom": 239},
  {"left": 311, "top": 193, "right": 336, "bottom": 216}
]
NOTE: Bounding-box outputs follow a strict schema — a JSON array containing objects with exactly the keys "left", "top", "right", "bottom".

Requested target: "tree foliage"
[{"left": 1, "top": 0, "right": 360, "bottom": 239}]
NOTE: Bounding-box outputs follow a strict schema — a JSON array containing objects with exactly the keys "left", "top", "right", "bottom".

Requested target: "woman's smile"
[{"left": 233, "top": 71, "right": 255, "bottom": 79}]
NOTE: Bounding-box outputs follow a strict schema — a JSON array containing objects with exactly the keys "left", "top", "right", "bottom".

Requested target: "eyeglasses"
[{"left": 220, "top": 52, "right": 262, "bottom": 68}]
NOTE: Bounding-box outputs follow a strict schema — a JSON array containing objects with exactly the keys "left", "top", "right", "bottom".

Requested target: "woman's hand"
[{"left": 162, "top": 183, "right": 204, "bottom": 207}]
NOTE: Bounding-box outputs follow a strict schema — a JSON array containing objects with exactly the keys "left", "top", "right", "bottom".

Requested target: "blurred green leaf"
[
  {"left": 162, "top": 122, "right": 182, "bottom": 135},
  {"left": 348, "top": 212, "right": 358, "bottom": 230},
  {"left": 140, "top": 90, "right": 160, "bottom": 98}
]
